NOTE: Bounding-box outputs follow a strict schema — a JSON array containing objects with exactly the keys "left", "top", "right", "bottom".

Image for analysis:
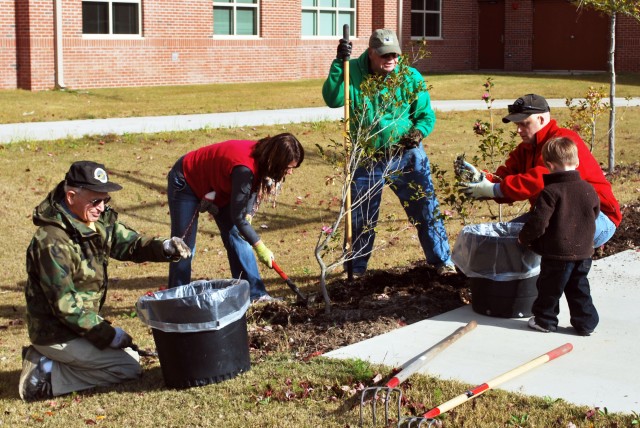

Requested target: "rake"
[
  {"left": 359, "top": 320, "right": 477, "bottom": 427},
  {"left": 400, "top": 342, "right": 573, "bottom": 427}
]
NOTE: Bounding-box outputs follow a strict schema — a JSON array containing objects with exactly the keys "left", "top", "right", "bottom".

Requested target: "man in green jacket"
[
  {"left": 20, "top": 161, "right": 191, "bottom": 401},
  {"left": 322, "top": 28, "right": 456, "bottom": 277}
]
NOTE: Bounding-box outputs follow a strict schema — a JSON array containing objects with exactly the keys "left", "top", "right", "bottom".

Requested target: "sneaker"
[
  {"left": 575, "top": 328, "right": 594, "bottom": 337},
  {"left": 527, "top": 317, "right": 556, "bottom": 333},
  {"left": 436, "top": 263, "right": 457, "bottom": 277},
  {"left": 19, "top": 346, "right": 53, "bottom": 402}
]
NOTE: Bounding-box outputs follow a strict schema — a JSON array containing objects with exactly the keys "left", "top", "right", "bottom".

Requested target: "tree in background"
[{"left": 573, "top": 0, "right": 640, "bottom": 172}]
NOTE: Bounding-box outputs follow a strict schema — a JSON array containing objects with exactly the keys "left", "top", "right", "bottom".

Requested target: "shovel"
[
  {"left": 272, "top": 260, "right": 310, "bottom": 305},
  {"left": 359, "top": 320, "right": 477, "bottom": 427}
]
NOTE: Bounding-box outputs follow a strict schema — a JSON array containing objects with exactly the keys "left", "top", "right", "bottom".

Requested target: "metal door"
[
  {"left": 533, "top": 0, "right": 608, "bottom": 70},
  {"left": 478, "top": 0, "right": 505, "bottom": 70}
]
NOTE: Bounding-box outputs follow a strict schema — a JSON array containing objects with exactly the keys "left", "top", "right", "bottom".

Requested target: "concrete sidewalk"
[
  {"left": 325, "top": 249, "right": 640, "bottom": 414},
  {"left": 2, "top": 98, "right": 639, "bottom": 144}
]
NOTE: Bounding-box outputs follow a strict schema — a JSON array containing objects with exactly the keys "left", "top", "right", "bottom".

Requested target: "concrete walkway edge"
[{"left": 2, "top": 98, "right": 639, "bottom": 144}]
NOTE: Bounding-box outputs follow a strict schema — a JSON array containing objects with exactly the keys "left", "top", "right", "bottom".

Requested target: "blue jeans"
[
  {"left": 348, "top": 144, "right": 452, "bottom": 273},
  {"left": 512, "top": 211, "right": 616, "bottom": 248},
  {"left": 166, "top": 159, "right": 268, "bottom": 300},
  {"left": 532, "top": 258, "right": 599, "bottom": 333}
]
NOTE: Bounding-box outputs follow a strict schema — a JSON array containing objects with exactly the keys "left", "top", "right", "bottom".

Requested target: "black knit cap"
[{"left": 64, "top": 161, "right": 122, "bottom": 192}]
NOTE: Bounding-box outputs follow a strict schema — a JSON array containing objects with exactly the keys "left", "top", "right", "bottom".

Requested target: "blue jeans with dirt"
[
  {"left": 167, "top": 158, "right": 268, "bottom": 300},
  {"left": 532, "top": 258, "right": 599, "bottom": 334},
  {"left": 348, "top": 144, "right": 453, "bottom": 274}
]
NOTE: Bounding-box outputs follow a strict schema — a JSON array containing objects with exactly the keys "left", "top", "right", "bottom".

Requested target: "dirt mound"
[{"left": 248, "top": 201, "right": 640, "bottom": 360}]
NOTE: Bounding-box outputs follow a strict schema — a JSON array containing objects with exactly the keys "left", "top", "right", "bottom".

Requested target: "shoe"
[
  {"left": 252, "top": 294, "right": 283, "bottom": 304},
  {"left": 575, "top": 328, "right": 594, "bottom": 337},
  {"left": 19, "top": 346, "right": 53, "bottom": 402},
  {"left": 436, "top": 263, "right": 457, "bottom": 277},
  {"left": 527, "top": 317, "right": 556, "bottom": 333}
]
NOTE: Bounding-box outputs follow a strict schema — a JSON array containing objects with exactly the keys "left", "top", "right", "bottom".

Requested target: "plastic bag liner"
[
  {"left": 451, "top": 222, "right": 541, "bottom": 281},
  {"left": 136, "top": 279, "right": 250, "bottom": 333}
]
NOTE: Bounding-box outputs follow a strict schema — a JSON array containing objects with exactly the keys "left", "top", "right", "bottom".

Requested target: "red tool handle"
[{"left": 272, "top": 260, "right": 288, "bottom": 280}]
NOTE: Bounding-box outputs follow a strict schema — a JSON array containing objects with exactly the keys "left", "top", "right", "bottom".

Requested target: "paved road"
[{"left": 2, "top": 98, "right": 639, "bottom": 143}]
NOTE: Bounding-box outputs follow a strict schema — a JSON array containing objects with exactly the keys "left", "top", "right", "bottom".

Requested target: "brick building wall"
[
  {"left": 1, "top": 1, "right": 638, "bottom": 91},
  {"left": 0, "top": 1, "right": 16, "bottom": 88},
  {"left": 616, "top": 14, "right": 640, "bottom": 72}
]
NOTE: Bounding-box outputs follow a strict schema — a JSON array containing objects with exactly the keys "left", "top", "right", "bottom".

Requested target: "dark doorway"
[
  {"left": 532, "top": 0, "right": 608, "bottom": 70},
  {"left": 478, "top": 0, "right": 505, "bottom": 70}
]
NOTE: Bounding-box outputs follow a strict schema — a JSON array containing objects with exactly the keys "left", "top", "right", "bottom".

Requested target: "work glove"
[
  {"left": 198, "top": 191, "right": 219, "bottom": 216},
  {"left": 459, "top": 174, "right": 497, "bottom": 199},
  {"left": 163, "top": 237, "right": 192, "bottom": 261},
  {"left": 454, "top": 159, "right": 483, "bottom": 183},
  {"left": 253, "top": 241, "right": 274, "bottom": 268},
  {"left": 109, "top": 327, "right": 133, "bottom": 349},
  {"left": 398, "top": 128, "right": 423, "bottom": 149},
  {"left": 336, "top": 38, "right": 352, "bottom": 61}
]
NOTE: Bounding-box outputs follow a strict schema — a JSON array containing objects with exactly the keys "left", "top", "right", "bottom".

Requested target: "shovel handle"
[
  {"left": 387, "top": 320, "right": 477, "bottom": 388},
  {"left": 272, "top": 260, "right": 308, "bottom": 302},
  {"left": 272, "top": 260, "right": 288, "bottom": 280},
  {"left": 422, "top": 342, "right": 573, "bottom": 419}
]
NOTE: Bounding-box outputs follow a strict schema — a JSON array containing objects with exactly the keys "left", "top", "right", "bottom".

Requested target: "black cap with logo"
[
  {"left": 502, "top": 94, "right": 550, "bottom": 123},
  {"left": 64, "top": 161, "right": 123, "bottom": 192}
]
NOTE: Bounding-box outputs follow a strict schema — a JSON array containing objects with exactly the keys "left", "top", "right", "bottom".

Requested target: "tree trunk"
[{"left": 608, "top": 12, "right": 616, "bottom": 173}]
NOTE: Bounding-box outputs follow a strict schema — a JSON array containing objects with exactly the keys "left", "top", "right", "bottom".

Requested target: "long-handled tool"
[
  {"left": 272, "top": 260, "right": 309, "bottom": 304},
  {"left": 359, "top": 321, "right": 477, "bottom": 427},
  {"left": 342, "top": 23, "right": 354, "bottom": 281},
  {"left": 401, "top": 342, "right": 574, "bottom": 427}
]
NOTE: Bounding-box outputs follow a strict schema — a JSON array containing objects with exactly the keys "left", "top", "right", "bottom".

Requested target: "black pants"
[{"left": 532, "top": 258, "right": 599, "bottom": 333}]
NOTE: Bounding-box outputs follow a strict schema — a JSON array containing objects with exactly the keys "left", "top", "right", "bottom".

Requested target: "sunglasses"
[
  {"left": 89, "top": 196, "right": 111, "bottom": 207},
  {"left": 380, "top": 53, "right": 399, "bottom": 59},
  {"left": 507, "top": 104, "right": 547, "bottom": 114}
]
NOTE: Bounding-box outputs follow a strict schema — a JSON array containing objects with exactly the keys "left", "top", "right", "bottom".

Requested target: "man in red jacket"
[{"left": 459, "top": 93, "right": 621, "bottom": 247}]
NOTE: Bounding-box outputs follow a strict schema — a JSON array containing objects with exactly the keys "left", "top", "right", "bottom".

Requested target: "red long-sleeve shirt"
[{"left": 494, "top": 120, "right": 621, "bottom": 226}]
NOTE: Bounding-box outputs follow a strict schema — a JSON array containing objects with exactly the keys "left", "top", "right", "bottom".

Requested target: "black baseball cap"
[
  {"left": 65, "top": 161, "right": 122, "bottom": 192},
  {"left": 502, "top": 94, "right": 550, "bottom": 123}
]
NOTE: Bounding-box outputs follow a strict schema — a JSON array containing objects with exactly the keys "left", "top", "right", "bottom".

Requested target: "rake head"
[
  {"left": 398, "top": 416, "right": 441, "bottom": 428},
  {"left": 359, "top": 386, "right": 402, "bottom": 427}
]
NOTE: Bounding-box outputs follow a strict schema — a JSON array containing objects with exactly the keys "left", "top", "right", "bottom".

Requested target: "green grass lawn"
[{"left": 1, "top": 74, "right": 639, "bottom": 427}]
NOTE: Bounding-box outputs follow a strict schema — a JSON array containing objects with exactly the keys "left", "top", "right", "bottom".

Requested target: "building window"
[
  {"left": 411, "top": 0, "right": 441, "bottom": 39},
  {"left": 213, "top": 0, "right": 259, "bottom": 36},
  {"left": 82, "top": 1, "right": 141, "bottom": 35},
  {"left": 301, "top": 0, "right": 355, "bottom": 37}
]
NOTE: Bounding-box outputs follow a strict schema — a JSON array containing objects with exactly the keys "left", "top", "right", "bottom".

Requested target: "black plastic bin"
[
  {"left": 136, "top": 279, "right": 251, "bottom": 388},
  {"left": 452, "top": 223, "right": 541, "bottom": 318}
]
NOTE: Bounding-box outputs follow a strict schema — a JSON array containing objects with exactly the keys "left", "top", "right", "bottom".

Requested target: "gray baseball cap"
[{"left": 369, "top": 29, "right": 401, "bottom": 56}]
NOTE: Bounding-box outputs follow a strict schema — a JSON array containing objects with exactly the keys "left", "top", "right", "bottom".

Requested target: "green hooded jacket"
[
  {"left": 25, "top": 181, "right": 169, "bottom": 349},
  {"left": 322, "top": 50, "right": 436, "bottom": 149}
]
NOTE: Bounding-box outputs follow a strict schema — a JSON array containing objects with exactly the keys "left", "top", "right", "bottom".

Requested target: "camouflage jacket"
[{"left": 25, "top": 181, "right": 169, "bottom": 349}]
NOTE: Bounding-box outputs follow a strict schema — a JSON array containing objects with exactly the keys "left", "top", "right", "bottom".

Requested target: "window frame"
[
  {"left": 410, "top": 0, "right": 443, "bottom": 40},
  {"left": 212, "top": 0, "right": 260, "bottom": 38},
  {"left": 81, "top": 0, "right": 143, "bottom": 39},
  {"left": 301, "top": 0, "right": 356, "bottom": 39}
]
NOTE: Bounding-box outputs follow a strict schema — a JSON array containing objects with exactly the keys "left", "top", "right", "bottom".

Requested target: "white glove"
[
  {"left": 198, "top": 191, "right": 219, "bottom": 216},
  {"left": 460, "top": 174, "right": 497, "bottom": 199},
  {"left": 163, "top": 237, "right": 192, "bottom": 260},
  {"left": 461, "top": 161, "right": 482, "bottom": 182},
  {"left": 109, "top": 327, "right": 133, "bottom": 349}
]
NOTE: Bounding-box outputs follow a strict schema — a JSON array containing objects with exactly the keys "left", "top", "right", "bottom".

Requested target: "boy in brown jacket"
[{"left": 518, "top": 137, "right": 601, "bottom": 336}]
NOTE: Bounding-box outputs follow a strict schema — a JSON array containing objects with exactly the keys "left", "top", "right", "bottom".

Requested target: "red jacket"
[
  {"left": 494, "top": 120, "right": 621, "bottom": 226},
  {"left": 182, "top": 140, "right": 259, "bottom": 207}
]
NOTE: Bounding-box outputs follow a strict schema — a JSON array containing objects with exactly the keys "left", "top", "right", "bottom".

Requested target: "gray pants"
[{"left": 34, "top": 338, "right": 141, "bottom": 396}]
